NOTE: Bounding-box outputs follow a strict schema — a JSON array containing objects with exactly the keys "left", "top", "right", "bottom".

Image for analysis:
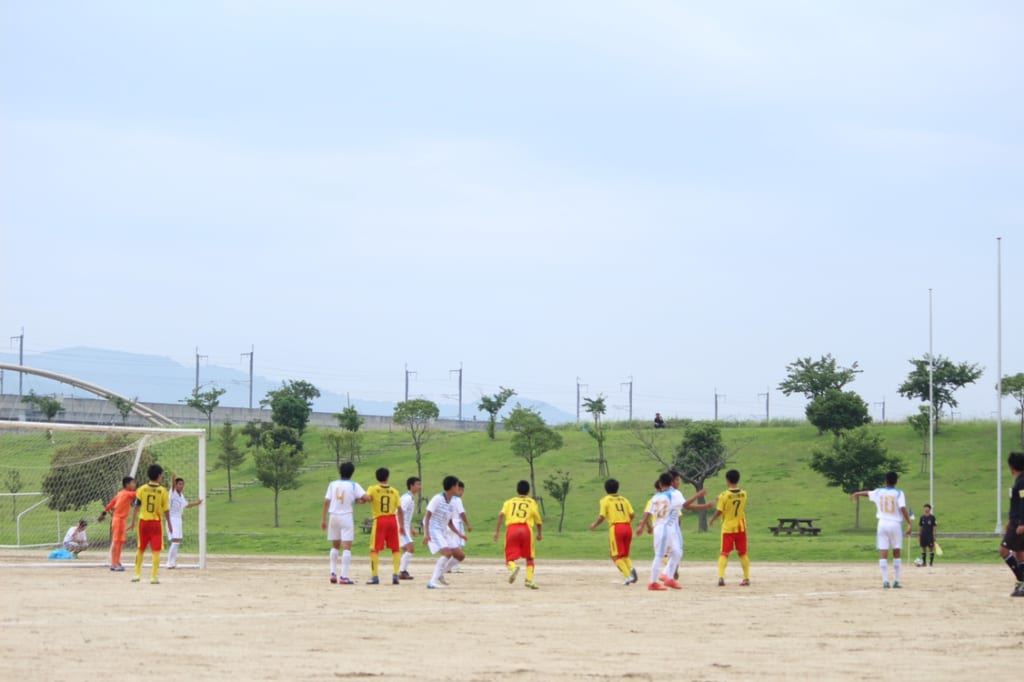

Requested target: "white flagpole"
[
  {"left": 996, "top": 237, "right": 1003, "bottom": 532},
  {"left": 928, "top": 288, "right": 935, "bottom": 509}
]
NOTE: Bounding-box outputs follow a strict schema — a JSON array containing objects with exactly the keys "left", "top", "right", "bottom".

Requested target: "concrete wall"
[{"left": 0, "top": 395, "right": 488, "bottom": 433}]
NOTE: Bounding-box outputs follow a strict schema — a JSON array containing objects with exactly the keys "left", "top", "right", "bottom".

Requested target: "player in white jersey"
[
  {"left": 398, "top": 476, "right": 421, "bottom": 580},
  {"left": 321, "top": 461, "right": 369, "bottom": 585},
  {"left": 446, "top": 480, "right": 472, "bottom": 574},
  {"left": 166, "top": 476, "right": 203, "bottom": 568},
  {"left": 852, "top": 471, "right": 914, "bottom": 589},
  {"left": 423, "top": 475, "right": 466, "bottom": 589},
  {"left": 637, "top": 476, "right": 676, "bottom": 590}
]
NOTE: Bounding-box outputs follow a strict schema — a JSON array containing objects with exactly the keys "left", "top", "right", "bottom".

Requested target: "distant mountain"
[{"left": 0, "top": 347, "right": 575, "bottom": 425}]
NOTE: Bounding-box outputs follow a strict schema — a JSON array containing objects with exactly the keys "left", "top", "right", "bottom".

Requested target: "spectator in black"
[{"left": 653, "top": 413, "right": 666, "bottom": 429}]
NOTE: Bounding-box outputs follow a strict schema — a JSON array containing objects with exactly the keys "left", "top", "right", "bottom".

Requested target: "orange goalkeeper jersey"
[{"left": 104, "top": 488, "right": 137, "bottom": 521}]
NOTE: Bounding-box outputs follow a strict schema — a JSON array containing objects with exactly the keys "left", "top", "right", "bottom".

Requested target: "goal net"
[{"left": 0, "top": 420, "right": 207, "bottom": 568}]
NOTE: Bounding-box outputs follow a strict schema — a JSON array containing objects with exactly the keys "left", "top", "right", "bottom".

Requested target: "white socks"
[{"left": 330, "top": 547, "right": 338, "bottom": 575}]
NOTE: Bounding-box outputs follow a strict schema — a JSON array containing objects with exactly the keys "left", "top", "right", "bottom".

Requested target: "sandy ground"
[{"left": 0, "top": 554, "right": 1018, "bottom": 681}]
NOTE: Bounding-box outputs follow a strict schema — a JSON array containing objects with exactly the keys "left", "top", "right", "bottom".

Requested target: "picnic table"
[
  {"left": 769, "top": 518, "right": 821, "bottom": 536},
  {"left": 360, "top": 517, "right": 373, "bottom": 534}
]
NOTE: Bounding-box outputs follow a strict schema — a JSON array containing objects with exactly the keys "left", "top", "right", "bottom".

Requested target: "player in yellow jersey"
[
  {"left": 708, "top": 469, "right": 750, "bottom": 587},
  {"left": 365, "top": 467, "right": 405, "bottom": 585},
  {"left": 133, "top": 463, "right": 171, "bottom": 584},
  {"left": 589, "top": 478, "right": 638, "bottom": 585},
  {"left": 493, "top": 480, "right": 543, "bottom": 589}
]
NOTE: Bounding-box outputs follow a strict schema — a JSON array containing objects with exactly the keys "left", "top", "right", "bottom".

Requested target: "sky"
[{"left": 1, "top": 1, "right": 1022, "bottom": 425}]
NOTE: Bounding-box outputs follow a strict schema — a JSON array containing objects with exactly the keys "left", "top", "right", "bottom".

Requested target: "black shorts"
[
  {"left": 919, "top": 536, "right": 934, "bottom": 549},
  {"left": 1001, "top": 524, "right": 1024, "bottom": 552}
]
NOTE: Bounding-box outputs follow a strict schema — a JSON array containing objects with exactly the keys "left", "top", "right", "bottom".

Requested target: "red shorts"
[
  {"left": 504, "top": 524, "right": 535, "bottom": 562},
  {"left": 610, "top": 523, "right": 633, "bottom": 559},
  {"left": 138, "top": 519, "right": 163, "bottom": 552},
  {"left": 371, "top": 515, "right": 400, "bottom": 552},
  {"left": 721, "top": 531, "right": 747, "bottom": 556}
]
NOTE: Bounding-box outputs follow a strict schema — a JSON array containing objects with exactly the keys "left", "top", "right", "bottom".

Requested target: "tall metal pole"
[
  {"left": 996, "top": 237, "right": 1004, "bottom": 532},
  {"left": 11, "top": 328, "right": 24, "bottom": 396},
  {"left": 404, "top": 364, "right": 416, "bottom": 402},
  {"left": 194, "top": 347, "right": 207, "bottom": 393},
  {"left": 450, "top": 363, "right": 463, "bottom": 421},
  {"left": 241, "top": 345, "right": 254, "bottom": 409},
  {"left": 928, "top": 289, "right": 935, "bottom": 509},
  {"left": 620, "top": 377, "right": 633, "bottom": 422},
  {"left": 758, "top": 388, "right": 770, "bottom": 422}
]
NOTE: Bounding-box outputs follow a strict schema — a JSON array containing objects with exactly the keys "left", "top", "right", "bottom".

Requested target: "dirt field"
[{"left": 0, "top": 554, "right": 1016, "bottom": 681}]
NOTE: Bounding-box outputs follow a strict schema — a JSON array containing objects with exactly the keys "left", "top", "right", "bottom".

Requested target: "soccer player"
[
  {"left": 166, "top": 476, "right": 203, "bottom": 569},
  {"left": 446, "top": 480, "right": 472, "bottom": 575},
  {"left": 423, "top": 475, "right": 467, "bottom": 589},
  {"left": 321, "top": 461, "right": 369, "bottom": 585},
  {"left": 398, "top": 476, "right": 421, "bottom": 580},
  {"left": 493, "top": 480, "right": 543, "bottom": 589},
  {"left": 636, "top": 474, "right": 678, "bottom": 591},
  {"left": 63, "top": 519, "right": 89, "bottom": 556},
  {"left": 133, "top": 463, "right": 171, "bottom": 584},
  {"left": 97, "top": 475, "right": 139, "bottom": 571},
  {"left": 851, "top": 471, "right": 914, "bottom": 589},
  {"left": 708, "top": 469, "right": 750, "bottom": 586},
  {"left": 999, "top": 452, "right": 1024, "bottom": 596},
  {"left": 918, "top": 503, "right": 937, "bottom": 568},
  {"left": 365, "top": 467, "right": 405, "bottom": 585},
  {"left": 589, "top": 478, "right": 637, "bottom": 585}
]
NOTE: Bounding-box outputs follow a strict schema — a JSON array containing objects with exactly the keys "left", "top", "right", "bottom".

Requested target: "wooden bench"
[
  {"left": 360, "top": 517, "right": 373, "bottom": 534},
  {"left": 769, "top": 518, "right": 821, "bottom": 536}
]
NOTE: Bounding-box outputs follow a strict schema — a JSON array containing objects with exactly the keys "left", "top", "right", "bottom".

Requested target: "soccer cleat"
[
  {"left": 647, "top": 582, "right": 667, "bottom": 591},
  {"left": 718, "top": 578, "right": 726, "bottom": 586},
  {"left": 399, "top": 571, "right": 414, "bottom": 580},
  {"left": 624, "top": 577, "right": 633, "bottom": 585},
  {"left": 509, "top": 565, "right": 520, "bottom": 584},
  {"left": 740, "top": 579, "right": 750, "bottom": 587},
  {"left": 438, "top": 575, "right": 450, "bottom": 586},
  {"left": 892, "top": 581, "right": 902, "bottom": 589},
  {"left": 524, "top": 580, "right": 538, "bottom": 590},
  {"left": 131, "top": 577, "right": 140, "bottom": 583},
  {"left": 1012, "top": 582, "right": 1024, "bottom": 597},
  {"left": 150, "top": 579, "right": 160, "bottom": 584},
  {"left": 426, "top": 582, "right": 442, "bottom": 589},
  {"left": 330, "top": 573, "right": 338, "bottom": 584},
  {"left": 663, "top": 578, "right": 682, "bottom": 590},
  {"left": 882, "top": 581, "right": 891, "bottom": 589},
  {"left": 659, "top": 574, "right": 669, "bottom": 583},
  {"left": 366, "top": 576, "right": 380, "bottom": 585},
  {"left": 629, "top": 568, "right": 638, "bottom": 584},
  {"left": 338, "top": 577, "right": 354, "bottom": 585},
  {"left": 392, "top": 574, "right": 400, "bottom": 585}
]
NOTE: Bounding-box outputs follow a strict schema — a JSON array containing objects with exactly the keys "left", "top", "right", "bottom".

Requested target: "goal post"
[{"left": 0, "top": 420, "right": 207, "bottom": 568}]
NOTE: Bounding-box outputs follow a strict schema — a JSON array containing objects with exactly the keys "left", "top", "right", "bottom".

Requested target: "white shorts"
[
  {"left": 652, "top": 525, "right": 682, "bottom": 561},
  {"left": 328, "top": 514, "right": 354, "bottom": 543},
  {"left": 167, "top": 516, "right": 184, "bottom": 541},
  {"left": 400, "top": 526, "right": 414, "bottom": 546},
  {"left": 876, "top": 520, "right": 903, "bottom": 550},
  {"left": 426, "top": 527, "right": 459, "bottom": 555}
]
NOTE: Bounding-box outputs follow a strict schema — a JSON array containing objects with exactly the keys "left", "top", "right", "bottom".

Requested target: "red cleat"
[{"left": 648, "top": 582, "right": 667, "bottom": 591}]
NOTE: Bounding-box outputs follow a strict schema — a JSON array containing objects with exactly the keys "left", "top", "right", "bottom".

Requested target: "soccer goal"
[{"left": 0, "top": 420, "right": 207, "bottom": 568}]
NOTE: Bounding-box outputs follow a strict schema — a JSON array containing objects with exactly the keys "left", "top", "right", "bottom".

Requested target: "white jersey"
[
  {"left": 63, "top": 526, "right": 87, "bottom": 545},
  {"left": 400, "top": 491, "right": 415, "bottom": 539},
  {"left": 868, "top": 487, "right": 907, "bottom": 523},
  {"left": 324, "top": 479, "right": 366, "bottom": 515},
  {"left": 425, "top": 492, "right": 456, "bottom": 536},
  {"left": 450, "top": 496, "right": 466, "bottom": 546},
  {"left": 666, "top": 488, "right": 684, "bottom": 526},
  {"left": 646, "top": 490, "right": 674, "bottom": 529},
  {"left": 168, "top": 490, "right": 188, "bottom": 540}
]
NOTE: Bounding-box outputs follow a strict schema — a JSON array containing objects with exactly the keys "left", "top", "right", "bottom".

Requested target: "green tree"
[
  {"left": 324, "top": 431, "right": 363, "bottom": 466},
  {"left": 805, "top": 389, "right": 872, "bottom": 437},
  {"left": 907, "top": 406, "right": 932, "bottom": 473},
  {"left": 183, "top": 386, "right": 226, "bottom": 437},
  {"left": 897, "top": 354, "right": 983, "bottom": 432},
  {"left": 5, "top": 470, "right": 23, "bottom": 522},
  {"left": 477, "top": 386, "right": 516, "bottom": 440},
  {"left": 41, "top": 435, "right": 156, "bottom": 512},
  {"left": 1001, "top": 372, "right": 1024, "bottom": 445},
  {"left": 242, "top": 419, "right": 272, "bottom": 456},
  {"left": 809, "top": 427, "right": 906, "bottom": 528},
  {"left": 253, "top": 425, "right": 305, "bottom": 527},
  {"left": 672, "top": 421, "right": 730, "bottom": 531},
  {"left": 778, "top": 354, "right": 861, "bottom": 400},
  {"left": 111, "top": 396, "right": 137, "bottom": 425},
  {"left": 582, "top": 395, "right": 610, "bottom": 477},
  {"left": 335, "top": 405, "right": 364, "bottom": 432},
  {"left": 21, "top": 390, "right": 64, "bottom": 421},
  {"left": 261, "top": 380, "right": 321, "bottom": 435},
  {"left": 504, "top": 404, "right": 564, "bottom": 504},
  {"left": 393, "top": 398, "right": 440, "bottom": 503},
  {"left": 217, "top": 419, "right": 247, "bottom": 502},
  {"left": 631, "top": 425, "right": 675, "bottom": 470},
  {"left": 543, "top": 469, "right": 572, "bottom": 533}
]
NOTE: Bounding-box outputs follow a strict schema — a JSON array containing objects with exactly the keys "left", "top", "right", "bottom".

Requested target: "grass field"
[{"left": 3, "top": 419, "right": 1017, "bottom": 563}]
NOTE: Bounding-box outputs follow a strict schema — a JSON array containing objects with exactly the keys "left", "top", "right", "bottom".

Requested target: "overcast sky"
[{"left": 1, "top": 2, "right": 1021, "bottom": 424}]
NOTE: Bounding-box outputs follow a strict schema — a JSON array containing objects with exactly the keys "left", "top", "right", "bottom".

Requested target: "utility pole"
[
  {"left": 758, "top": 388, "right": 770, "bottom": 422},
  {"left": 194, "top": 347, "right": 207, "bottom": 393},
  {"left": 714, "top": 387, "right": 726, "bottom": 421},
  {"left": 449, "top": 363, "right": 463, "bottom": 421},
  {"left": 241, "top": 345, "right": 254, "bottom": 409},
  {"left": 404, "top": 364, "right": 417, "bottom": 402},
  {"left": 874, "top": 397, "right": 886, "bottom": 424},
  {"left": 620, "top": 377, "right": 633, "bottom": 422},
  {"left": 576, "top": 377, "right": 588, "bottom": 424},
  {"left": 10, "top": 328, "right": 24, "bottom": 396}
]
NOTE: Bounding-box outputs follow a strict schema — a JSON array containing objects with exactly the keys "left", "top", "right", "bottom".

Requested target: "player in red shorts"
[
  {"left": 493, "top": 480, "right": 543, "bottom": 589},
  {"left": 365, "top": 467, "right": 405, "bottom": 585},
  {"left": 133, "top": 463, "right": 171, "bottom": 584}
]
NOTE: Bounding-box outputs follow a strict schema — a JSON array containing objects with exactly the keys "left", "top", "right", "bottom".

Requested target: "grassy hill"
[{"left": 196, "top": 419, "right": 1015, "bottom": 563}]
